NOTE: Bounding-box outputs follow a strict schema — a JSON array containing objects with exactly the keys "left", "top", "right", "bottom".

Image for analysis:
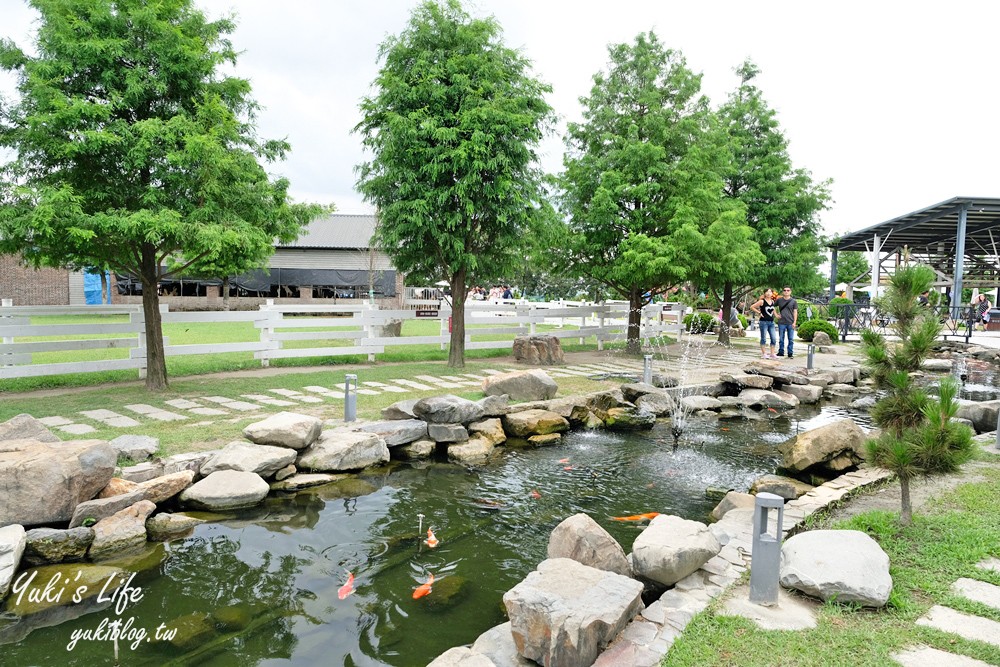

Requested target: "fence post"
[
  {"left": 364, "top": 302, "right": 377, "bottom": 362},
  {"left": 132, "top": 307, "right": 147, "bottom": 379},
  {"left": 529, "top": 302, "right": 536, "bottom": 335},
  {"left": 259, "top": 300, "right": 275, "bottom": 368},
  {"left": 597, "top": 304, "right": 605, "bottom": 351},
  {"left": 439, "top": 302, "right": 448, "bottom": 350},
  {"left": 1, "top": 298, "right": 11, "bottom": 368}
]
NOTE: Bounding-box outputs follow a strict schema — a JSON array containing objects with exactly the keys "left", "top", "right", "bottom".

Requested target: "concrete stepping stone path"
[
  {"left": 37, "top": 416, "right": 73, "bottom": 427},
  {"left": 978, "top": 557, "right": 1000, "bottom": 573},
  {"left": 242, "top": 394, "right": 297, "bottom": 407},
  {"left": 363, "top": 381, "right": 407, "bottom": 393},
  {"left": 951, "top": 578, "right": 1000, "bottom": 612},
  {"left": 79, "top": 409, "right": 141, "bottom": 428},
  {"left": 414, "top": 375, "right": 462, "bottom": 388},
  {"left": 57, "top": 423, "right": 97, "bottom": 435},
  {"left": 892, "top": 646, "right": 992, "bottom": 667},
  {"left": 165, "top": 399, "right": 202, "bottom": 410},
  {"left": 915, "top": 605, "right": 1000, "bottom": 649},
  {"left": 123, "top": 405, "right": 188, "bottom": 421},
  {"left": 392, "top": 379, "right": 434, "bottom": 391},
  {"left": 189, "top": 407, "right": 228, "bottom": 416}
]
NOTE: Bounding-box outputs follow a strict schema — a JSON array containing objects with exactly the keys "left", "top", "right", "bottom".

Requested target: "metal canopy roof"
[{"left": 832, "top": 196, "right": 1000, "bottom": 253}]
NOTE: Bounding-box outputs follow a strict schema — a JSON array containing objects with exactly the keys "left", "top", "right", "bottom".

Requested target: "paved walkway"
[{"left": 29, "top": 338, "right": 853, "bottom": 436}]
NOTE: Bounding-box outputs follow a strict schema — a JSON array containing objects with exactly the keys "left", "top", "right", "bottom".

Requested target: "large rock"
[
  {"left": 750, "top": 474, "right": 814, "bottom": 500},
  {"left": 476, "top": 394, "right": 510, "bottom": 418},
  {"left": 136, "top": 470, "right": 195, "bottom": 504},
  {"left": 619, "top": 382, "right": 661, "bottom": 403},
  {"left": 0, "top": 414, "right": 59, "bottom": 443},
  {"left": 297, "top": 431, "right": 389, "bottom": 472},
  {"left": 0, "top": 439, "right": 116, "bottom": 527},
  {"left": 243, "top": 412, "right": 322, "bottom": 450},
  {"left": 413, "top": 395, "right": 486, "bottom": 424},
  {"left": 162, "top": 452, "right": 211, "bottom": 477},
  {"left": 720, "top": 372, "right": 773, "bottom": 390},
  {"left": 503, "top": 558, "right": 644, "bottom": 667},
  {"left": 69, "top": 489, "right": 145, "bottom": 529},
  {"left": 512, "top": 334, "right": 565, "bottom": 365},
  {"left": 710, "top": 491, "right": 756, "bottom": 522},
  {"left": 680, "top": 395, "right": 722, "bottom": 411},
  {"left": 634, "top": 392, "right": 675, "bottom": 417},
  {"left": 447, "top": 438, "right": 496, "bottom": 465},
  {"left": 429, "top": 423, "right": 470, "bottom": 443},
  {"left": 268, "top": 473, "right": 343, "bottom": 492},
  {"left": 738, "top": 388, "right": 799, "bottom": 410},
  {"left": 145, "top": 513, "right": 205, "bottom": 541},
  {"left": 742, "top": 363, "right": 808, "bottom": 385},
  {"left": 179, "top": 470, "right": 270, "bottom": 511},
  {"left": 200, "top": 441, "right": 297, "bottom": 478},
  {"left": 921, "top": 358, "right": 953, "bottom": 372},
  {"left": 381, "top": 398, "right": 420, "bottom": 420},
  {"left": 547, "top": 513, "right": 630, "bottom": 576},
  {"left": 472, "top": 622, "right": 535, "bottom": 667},
  {"left": 631, "top": 515, "right": 721, "bottom": 586},
  {"left": 502, "top": 410, "right": 569, "bottom": 438},
  {"left": 358, "top": 419, "right": 428, "bottom": 446},
  {"left": 780, "top": 530, "right": 892, "bottom": 607},
  {"left": 482, "top": 369, "right": 558, "bottom": 402},
  {"left": 396, "top": 439, "right": 436, "bottom": 460},
  {"left": 427, "top": 647, "right": 494, "bottom": 667},
  {"left": 956, "top": 400, "right": 1000, "bottom": 433},
  {"left": 0, "top": 524, "right": 26, "bottom": 599},
  {"left": 780, "top": 383, "right": 824, "bottom": 404},
  {"left": 97, "top": 477, "right": 140, "bottom": 499},
  {"left": 537, "top": 398, "right": 592, "bottom": 425},
  {"left": 825, "top": 367, "right": 859, "bottom": 384},
  {"left": 87, "top": 500, "right": 157, "bottom": 561},
  {"left": 108, "top": 435, "right": 159, "bottom": 462},
  {"left": 468, "top": 418, "right": 507, "bottom": 446},
  {"left": 603, "top": 407, "right": 656, "bottom": 431},
  {"left": 812, "top": 331, "right": 833, "bottom": 346},
  {"left": 778, "top": 419, "right": 867, "bottom": 473},
  {"left": 22, "top": 527, "right": 94, "bottom": 565}
]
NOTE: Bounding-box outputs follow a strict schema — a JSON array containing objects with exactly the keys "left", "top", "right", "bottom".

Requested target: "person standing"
[
  {"left": 775, "top": 286, "right": 798, "bottom": 358},
  {"left": 750, "top": 288, "right": 778, "bottom": 359},
  {"left": 976, "top": 293, "right": 992, "bottom": 330}
]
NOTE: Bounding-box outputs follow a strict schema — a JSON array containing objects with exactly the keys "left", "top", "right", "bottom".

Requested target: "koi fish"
[
  {"left": 337, "top": 572, "right": 355, "bottom": 600},
  {"left": 413, "top": 573, "right": 435, "bottom": 599},
  {"left": 612, "top": 512, "right": 661, "bottom": 522},
  {"left": 563, "top": 466, "right": 574, "bottom": 471},
  {"left": 720, "top": 427, "right": 730, "bottom": 432},
  {"left": 424, "top": 528, "right": 439, "bottom": 548},
  {"left": 558, "top": 458, "right": 570, "bottom": 463},
  {"left": 767, "top": 408, "right": 778, "bottom": 413},
  {"left": 530, "top": 489, "right": 542, "bottom": 499}
]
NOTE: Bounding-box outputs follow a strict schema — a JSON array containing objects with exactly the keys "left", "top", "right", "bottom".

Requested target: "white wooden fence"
[{"left": 0, "top": 300, "right": 686, "bottom": 380}]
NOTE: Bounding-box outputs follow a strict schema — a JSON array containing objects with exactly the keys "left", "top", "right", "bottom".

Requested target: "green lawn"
[
  {"left": 3, "top": 315, "right": 625, "bottom": 393},
  {"left": 664, "top": 449, "right": 1000, "bottom": 666}
]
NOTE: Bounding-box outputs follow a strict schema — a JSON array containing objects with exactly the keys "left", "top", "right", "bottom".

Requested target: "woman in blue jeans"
[{"left": 750, "top": 288, "right": 777, "bottom": 359}]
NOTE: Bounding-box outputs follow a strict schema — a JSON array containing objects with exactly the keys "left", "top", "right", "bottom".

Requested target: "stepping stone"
[
  {"left": 361, "top": 382, "right": 407, "bottom": 394},
  {"left": 303, "top": 386, "right": 337, "bottom": 394},
  {"left": 80, "top": 410, "right": 141, "bottom": 428},
  {"left": 270, "top": 389, "right": 303, "bottom": 397},
  {"left": 217, "top": 401, "right": 264, "bottom": 412},
  {"left": 165, "top": 399, "right": 201, "bottom": 409},
  {"left": 392, "top": 379, "right": 434, "bottom": 391},
  {"left": 293, "top": 395, "right": 325, "bottom": 403},
  {"left": 414, "top": 375, "right": 452, "bottom": 384},
  {"left": 481, "top": 369, "right": 505, "bottom": 375},
  {"left": 978, "top": 557, "right": 1000, "bottom": 573},
  {"left": 952, "top": 578, "right": 1000, "bottom": 612},
  {"left": 142, "top": 411, "right": 189, "bottom": 422},
  {"left": 892, "top": 646, "right": 993, "bottom": 666},
  {"left": 915, "top": 605, "right": 1000, "bottom": 648},
  {"left": 189, "top": 407, "right": 228, "bottom": 416},
  {"left": 80, "top": 409, "right": 121, "bottom": 419},
  {"left": 58, "top": 423, "right": 97, "bottom": 435},
  {"left": 37, "top": 416, "right": 72, "bottom": 426},
  {"left": 355, "top": 389, "right": 381, "bottom": 396},
  {"left": 242, "top": 395, "right": 296, "bottom": 407},
  {"left": 202, "top": 396, "right": 236, "bottom": 405},
  {"left": 460, "top": 373, "right": 488, "bottom": 380},
  {"left": 123, "top": 404, "right": 162, "bottom": 415}
]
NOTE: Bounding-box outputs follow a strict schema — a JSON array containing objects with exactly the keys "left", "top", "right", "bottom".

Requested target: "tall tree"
[
  {"left": 835, "top": 249, "right": 870, "bottom": 286},
  {"left": 555, "top": 32, "right": 732, "bottom": 354},
  {"left": 861, "top": 265, "right": 974, "bottom": 525},
  {"left": 0, "top": 0, "right": 319, "bottom": 389},
  {"left": 718, "top": 61, "right": 830, "bottom": 331},
  {"left": 355, "top": 0, "right": 552, "bottom": 368}
]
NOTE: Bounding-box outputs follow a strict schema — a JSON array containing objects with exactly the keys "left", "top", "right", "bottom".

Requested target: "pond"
[{"left": 1, "top": 404, "right": 871, "bottom": 667}]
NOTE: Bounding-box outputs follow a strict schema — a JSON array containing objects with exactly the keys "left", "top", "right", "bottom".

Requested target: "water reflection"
[{"left": 4, "top": 404, "right": 875, "bottom": 667}]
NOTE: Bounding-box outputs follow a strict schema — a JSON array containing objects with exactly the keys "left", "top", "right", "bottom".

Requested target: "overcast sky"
[{"left": 2, "top": 0, "right": 998, "bottom": 240}]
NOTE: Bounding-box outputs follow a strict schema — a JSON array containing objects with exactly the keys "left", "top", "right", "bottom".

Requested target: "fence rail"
[
  {"left": 833, "top": 304, "right": 981, "bottom": 343},
  {"left": 0, "top": 300, "right": 687, "bottom": 379}
]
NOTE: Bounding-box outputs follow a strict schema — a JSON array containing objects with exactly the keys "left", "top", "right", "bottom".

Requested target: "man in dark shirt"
[{"left": 776, "top": 286, "right": 798, "bottom": 358}]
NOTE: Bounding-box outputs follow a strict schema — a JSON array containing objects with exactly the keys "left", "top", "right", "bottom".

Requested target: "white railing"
[{"left": 0, "top": 300, "right": 686, "bottom": 380}]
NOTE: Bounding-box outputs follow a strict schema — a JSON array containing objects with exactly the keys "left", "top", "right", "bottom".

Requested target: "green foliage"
[
  {"left": 836, "top": 250, "right": 871, "bottom": 285},
  {"left": 552, "top": 32, "right": 735, "bottom": 352},
  {"left": 682, "top": 312, "right": 716, "bottom": 333},
  {"left": 718, "top": 61, "right": 830, "bottom": 295},
  {"left": 828, "top": 296, "right": 854, "bottom": 318},
  {"left": 796, "top": 318, "right": 837, "bottom": 342},
  {"left": 0, "top": 0, "right": 319, "bottom": 389},
  {"left": 862, "top": 264, "right": 951, "bottom": 525},
  {"left": 355, "top": 0, "right": 552, "bottom": 367}
]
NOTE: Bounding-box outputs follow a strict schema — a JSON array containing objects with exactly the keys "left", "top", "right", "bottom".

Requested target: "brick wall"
[{"left": 0, "top": 254, "right": 70, "bottom": 305}]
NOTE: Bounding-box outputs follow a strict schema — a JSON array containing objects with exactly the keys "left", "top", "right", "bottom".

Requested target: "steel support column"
[
  {"left": 829, "top": 248, "right": 838, "bottom": 300},
  {"left": 952, "top": 205, "right": 968, "bottom": 319}
]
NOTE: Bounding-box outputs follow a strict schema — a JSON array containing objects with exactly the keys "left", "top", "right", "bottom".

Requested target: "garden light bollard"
[
  {"left": 995, "top": 408, "right": 1000, "bottom": 451},
  {"left": 807, "top": 344, "right": 816, "bottom": 370},
  {"left": 344, "top": 374, "right": 358, "bottom": 422},
  {"left": 643, "top": 354, "right": 653, "bottom": 385},
  {"left": 749, "top": 492, "right": 785, "bottom": 606}
]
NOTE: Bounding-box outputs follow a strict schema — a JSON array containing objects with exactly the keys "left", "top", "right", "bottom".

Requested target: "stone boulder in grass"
[
  {"left": 780, "top": 530, "right": 892, "bottom": 607},
  {"left": 243, "top": 412, "right": 322, "bottom": 450},
  {"left": 482, "top": 369, "right": 558, "bottom": 402},
  {"left": 777, "top": 418, "right": 867, "bottom": 474}
]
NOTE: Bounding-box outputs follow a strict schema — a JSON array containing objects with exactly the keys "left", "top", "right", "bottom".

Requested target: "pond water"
[{"left": 2, "top": 404, "right": 871, "bottom": 667}]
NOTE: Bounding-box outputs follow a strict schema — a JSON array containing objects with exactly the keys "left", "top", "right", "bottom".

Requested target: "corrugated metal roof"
[{"left": 279, "top": 214, "right": 378, "bottom": 249}]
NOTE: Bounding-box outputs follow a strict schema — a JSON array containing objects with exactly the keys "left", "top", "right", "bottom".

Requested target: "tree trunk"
[
  {"left": 718, "top": 282, "right": 734, "bottom": 347},
  {"left": 448, "top": 269, "right": 468, "bottom": 368},
  {"left": 222, "top": 276, "right": 230, "bottom": 312},
  {"left": 625, "top": 288, "right": 643, "bottom": 355},
  {"left": 899, "top": 474, "right": 912, "bottom": 526},
  {"left": 99, "top": 271, "right": 109, "bottom": 304},
  {"left": 139, "top": 244, "right": 168, "bottom": 390}
]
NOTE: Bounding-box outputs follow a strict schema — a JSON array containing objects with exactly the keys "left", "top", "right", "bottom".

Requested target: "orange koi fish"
[
  {"left": 424, "top": 528, "right": 439, "bottom": 548},
  {"left": 337, "top": 572, "right": 355, "bottom": 600},
  {"left": 720, "top": 427, "right": 730, "bottom": 432},
  {"left": 767, "top": 407, "right": 778, "bottom": 413},
  {"left": 563, "top": 466, "right": 574, "bottom": 471},
  {"left": 530, "top": 489, "right": 542, "bottom": 499},
  {"left": 413, "top": 573, "right": 435, "bottom": 599},
  {"left": 612, "top": 512, "right": 661, "bottom": 522},
  {"left": 558, "top": 458, "right": 570, "bottom": 464}
]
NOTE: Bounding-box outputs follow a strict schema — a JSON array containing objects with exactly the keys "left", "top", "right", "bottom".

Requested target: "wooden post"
[{"left": 260, "top": 299, "right": 274, "bottom": 368}]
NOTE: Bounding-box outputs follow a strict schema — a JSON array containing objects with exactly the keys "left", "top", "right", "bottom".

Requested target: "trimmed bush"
[
  {"left": 797, "top": 319, "right": 839, "bottom": 342},
  {"left": 828, "top": 296, "right": 853, "bottom": 319},
  {"left": 683, "top": 312, "right": 716, "bottom": 333}
]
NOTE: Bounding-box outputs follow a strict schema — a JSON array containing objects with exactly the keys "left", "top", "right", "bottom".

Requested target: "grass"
[
  {"left": 2, "top": 315, "right": 615, "bottom": 393},
  {"left": 663, "top": 448, "right": 1000, "bottom": 666},
  {"left": 0, "top": 359, "right": 626, "bottom": 456}
]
